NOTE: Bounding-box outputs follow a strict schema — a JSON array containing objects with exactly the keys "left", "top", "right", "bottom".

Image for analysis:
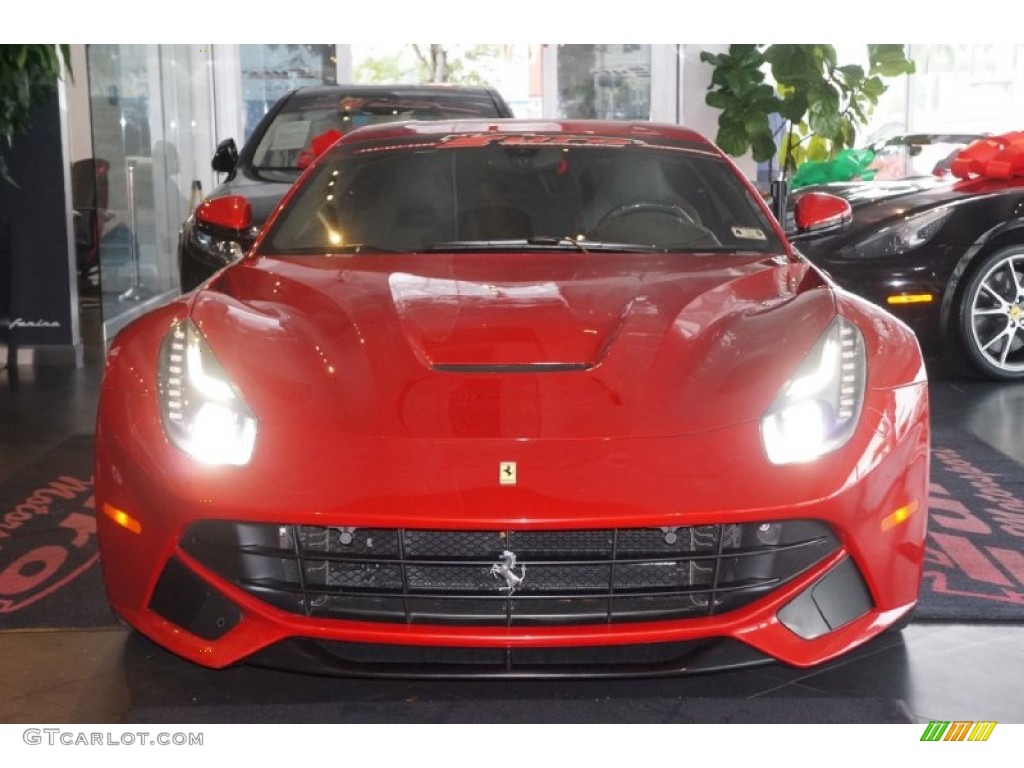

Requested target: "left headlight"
[
  {"left": 158, "top": 319, "right": 258, "bottom": 466},
  {"left": 850, "top": 205, "right": 953, "bottom": 259},
  {"left": 187, "top": 222, "right": 247, "bottom": 268},
  {"left": 760, "top": 317, "right": 866, "bottom": 465}
]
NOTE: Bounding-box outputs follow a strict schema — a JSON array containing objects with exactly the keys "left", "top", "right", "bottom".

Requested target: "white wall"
[
  {"left": 65, "top": 45, "right": 92, "bottom": 163},
  {"left": 679, "top": 45, "right": 757, "bottom": 179}
]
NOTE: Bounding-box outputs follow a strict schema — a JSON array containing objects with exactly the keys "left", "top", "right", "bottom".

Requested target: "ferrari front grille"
[{"left": 181, "top": 520, "right": 838, "bottom": 626}]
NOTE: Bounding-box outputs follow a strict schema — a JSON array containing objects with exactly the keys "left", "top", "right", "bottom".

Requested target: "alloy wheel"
[{"left": 963, "top": 248, "right": 1024, "bottom": 379}]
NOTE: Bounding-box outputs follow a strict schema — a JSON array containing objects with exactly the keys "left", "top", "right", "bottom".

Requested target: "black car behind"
[
  {"left": 793, "top": 175, "right": 1024, "bottom": 380},
  {"left": 178, "top": 84, "right": 514, "bottom": 292}
]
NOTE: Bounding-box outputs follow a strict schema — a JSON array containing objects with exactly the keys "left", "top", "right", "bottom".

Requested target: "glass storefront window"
[
  {"left": 829, "top": 44, "right": 1024, "bottom": 143},
  {"left": 556, "top": 45, "right": 651, "bottom": 121},
  {"left": 240, "top": 45, "right": 337, "bottom": 141},
  {"left": 87, "top": 45, "right": 158, "bottom": 323},
  {"left": 85, "top": 44, "right": 335, "bottom": 342},
  {"left": 908, "top": 44, "right": 1024, "bottom": 134},
  {"left": 349, "top": 44, "right": 543, "bottom": 118},
  {"left": 87, "top": 44, "right": 216, "bottom": 339}
]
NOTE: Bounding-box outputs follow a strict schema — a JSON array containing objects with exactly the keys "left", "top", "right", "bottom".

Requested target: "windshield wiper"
[
  {"left": 273, "top": 243, "right": 406, "bottom": 255},
  {"left": 525, "top": 235, "right": 590, "bottom": 253},
  {"left": 329, "top": 243, "right": 406, "bottom": 254},
  {"left": 423, "top": 237, "right": 663, "bottom": 253}
]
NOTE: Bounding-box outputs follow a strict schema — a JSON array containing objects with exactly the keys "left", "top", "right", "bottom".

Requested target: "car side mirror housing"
[
  {"left": 212, "top": 138, "right": 238, "bottom": 175},
  {"left": 790, "top": 192, "right": 853, "bottom": 241},
  {"left": 195, "top": 195, "right": 252, "bottom": 232}
]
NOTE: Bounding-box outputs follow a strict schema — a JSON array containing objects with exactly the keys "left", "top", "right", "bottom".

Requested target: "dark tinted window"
[
  {"left": 251, "top": 91, "right": 506, "bottom": 172},
  {"left": 265, "top": 138, "right": 784, "bottom": 254}
]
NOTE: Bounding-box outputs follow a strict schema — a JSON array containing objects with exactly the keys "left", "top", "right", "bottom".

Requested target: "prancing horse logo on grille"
[{"left": 490, "top": 550, "right": 526, "bottom": 594}]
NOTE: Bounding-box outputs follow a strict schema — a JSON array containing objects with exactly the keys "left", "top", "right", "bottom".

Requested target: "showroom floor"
[{"left": 1, "top": 304, "right": 1022, "bottom": 724}]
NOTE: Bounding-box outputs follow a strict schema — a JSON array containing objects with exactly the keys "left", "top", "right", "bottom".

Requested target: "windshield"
[
  {"left": 250, "top": 92, "right": 506, "bottom": 176},
  {"left": 263, "top": 136, "right": 785, "bottom": 255}
]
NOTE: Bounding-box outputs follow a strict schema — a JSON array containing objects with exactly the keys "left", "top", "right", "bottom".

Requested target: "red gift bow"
[
  {"left": 951, "top": 131, "right": 1024, "bottom": 180},
  {"left": 296, "top": 129, "right": 344, "bottom": 170}
]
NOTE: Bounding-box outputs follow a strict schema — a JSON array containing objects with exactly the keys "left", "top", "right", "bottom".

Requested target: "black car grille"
[{"left": 181, "top": 520, "right": 838, "bottom": 626}]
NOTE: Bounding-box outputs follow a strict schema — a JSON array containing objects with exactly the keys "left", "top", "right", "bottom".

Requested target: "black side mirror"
[{"left": 211, "top": 138, "right": 238, "bottom": 175}]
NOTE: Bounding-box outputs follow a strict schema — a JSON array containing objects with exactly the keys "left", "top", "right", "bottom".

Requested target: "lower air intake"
[{"left": 182, "top": 520, "right": 837, "bottom": 627}]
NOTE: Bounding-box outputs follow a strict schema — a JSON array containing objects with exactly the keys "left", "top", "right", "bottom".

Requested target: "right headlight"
[
  {"left": 157, "top": 319, "right": 258, "bottom": 466},
  {"left": 760, "top": 317, "right": 866, "bottom": 465},
  {"left": 850, "top": 205, "right": 953, "bottom": 259}
]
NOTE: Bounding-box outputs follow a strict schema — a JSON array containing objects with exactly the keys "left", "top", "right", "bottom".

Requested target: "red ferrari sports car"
[{"left": 95, "top": 120, "right": 929, "bottom": 677}]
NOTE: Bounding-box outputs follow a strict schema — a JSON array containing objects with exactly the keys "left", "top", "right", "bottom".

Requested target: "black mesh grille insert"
[{"left": 181, "top": 520, "right": 838, "bottom": 626}]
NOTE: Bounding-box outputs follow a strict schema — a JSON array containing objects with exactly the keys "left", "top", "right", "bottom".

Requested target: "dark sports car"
[
  {"left": 178, "top": 84, "right": 514, "bottom": 292},
  {"left": 97, "top": 120, "right": 928, "bottom": 677},
  {"left": 793, "top": 165, "right": 1024, "bottom": 380}
]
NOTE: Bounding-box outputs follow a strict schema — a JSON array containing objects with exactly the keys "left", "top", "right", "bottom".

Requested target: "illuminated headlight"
[
  {"left": 761, "top": 317, "right": 866, "bottom": 465},
  {"left": 188, "top": 224, "right": 246, "bottom": 267},
  {"left": 851, "top": 205, "right": 953, "bottom": 258},
  {"left": 158, "top": 319, "right": 258, "bottom": 466}
]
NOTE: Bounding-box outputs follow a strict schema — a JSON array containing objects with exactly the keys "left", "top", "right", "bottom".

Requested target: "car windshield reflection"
[
  {"left": 251, "top": 96, "right": 514, "bottom": 177},
  {"left": 264, "top": 139, "right": 784, "bottom": 255}
]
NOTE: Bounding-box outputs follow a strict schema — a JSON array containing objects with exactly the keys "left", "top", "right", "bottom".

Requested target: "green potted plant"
[
  {"left": 0, "top": 44, "right": 71, "bottom": 186},
  {"left": 699, "top": 44, "right": 914, "bottom": 214}
]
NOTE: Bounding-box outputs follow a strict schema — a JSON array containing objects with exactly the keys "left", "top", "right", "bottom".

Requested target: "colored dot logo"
[{"left": 920, "top": 721, "right": 997, "bottom": 742}]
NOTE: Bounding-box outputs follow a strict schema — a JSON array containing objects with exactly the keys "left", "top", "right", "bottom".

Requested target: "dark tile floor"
[{"left": 1, "top": 305, "right": 1022, "bottom": 724}]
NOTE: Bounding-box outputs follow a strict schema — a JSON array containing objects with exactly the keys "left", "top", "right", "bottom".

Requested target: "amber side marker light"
[
  {"left": 882, "top": 500, "right": 919, "bottom": 531},
  {"left": 103, "top": 503, "right": 142, "bottom": 534},
  {"left": 886, "top": 294, "right": 934, "bottom": 305}
]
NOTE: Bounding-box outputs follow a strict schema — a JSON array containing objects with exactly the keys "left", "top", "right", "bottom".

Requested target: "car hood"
[
  {"left": 191, "top": 251, "right": 837, "bottom": 440},
  {"left": 795, "top": 177, "right": 952, "bottom": 208}
]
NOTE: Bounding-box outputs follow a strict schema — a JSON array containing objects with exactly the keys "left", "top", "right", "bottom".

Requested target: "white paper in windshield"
[
  {"left": 269, "top": 120, "right": 311, "bottom": 151},
  {"left": 732, "top": 226, "right": 767, "bottom": 240}
]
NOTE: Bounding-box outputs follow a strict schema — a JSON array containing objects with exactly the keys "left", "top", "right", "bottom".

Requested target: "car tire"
[{"left": 957, "top": 245, "right": 1024, "bottom": 381}]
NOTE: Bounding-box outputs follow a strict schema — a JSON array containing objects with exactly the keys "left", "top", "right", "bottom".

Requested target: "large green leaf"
[
  {"left": 836, "top": 65, "right": 865, "bottom": 89},
  {"left": 840, "top": 121, "right": 856, "bottom": 148},
  {"left": 808, "top": 110, "right": 842, "bottom": 140},
  {"left": 778, "top": 91, "right": 808, "bottom": 122},
  {"left": 806, "top": 134, "right": 829, "bottom": 162},
  {"left": 868, "top": 44, "right": 916, "bottom": 77},
  {"left": 818, "top": 45, "right": 838, "bottom": 69},
  {"left": 750, "top": 131, "right": 777, "bottom": 163},
  {"left": 744, "top": 111, "right": 770, "bottom": 137},
  {"left": 764, "top": 44, "right": 821, "bottom": 84},
  {"left": 699, "top": 51, "right": 727, "bottom": 67},
  {"left": 862, "top": 75, "right": 885, "bottom": 100},
  {"left": 705, "top": 90, "right": 735, "bottom": 110},
  {"left": 728, "top": 44, "right": 763, "bottom": 66},
  {"left": 721, "top": 67, "right": 758, "bottom": 98},
  {"left": 807, "top": 81, "right": 842, "bottom": 140},
  {"left": 717, "top": 120, "right": 751, "bottom": 157}
]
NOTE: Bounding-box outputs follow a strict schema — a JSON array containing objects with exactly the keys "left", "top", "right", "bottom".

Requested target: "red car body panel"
[{"left": 96, "top": 120, "right": 929, "bottom": 674}]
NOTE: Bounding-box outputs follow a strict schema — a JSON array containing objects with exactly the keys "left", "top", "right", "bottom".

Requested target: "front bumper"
[{"left": 96, "top": 383, "right": 928, "bottom": 675}]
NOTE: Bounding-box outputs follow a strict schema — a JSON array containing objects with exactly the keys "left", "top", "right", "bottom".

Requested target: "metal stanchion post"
[
  {"left": 771, "top": 178, "right": 789, "bottom": 227},
  {"left": 119, "top": 162, "right": 151, "bottom": 302}
]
